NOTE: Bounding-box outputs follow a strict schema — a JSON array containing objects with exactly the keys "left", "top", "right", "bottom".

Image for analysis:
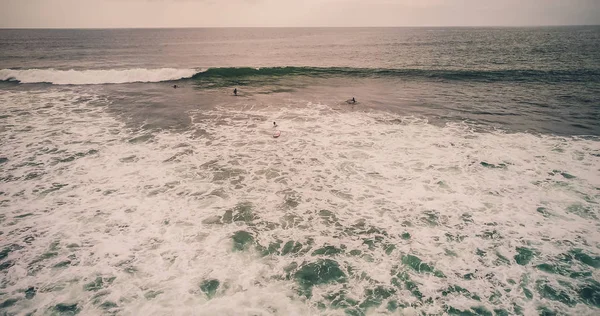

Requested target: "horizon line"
[{"left": 1, "top": 24, "right": 599, "bottom": 30}]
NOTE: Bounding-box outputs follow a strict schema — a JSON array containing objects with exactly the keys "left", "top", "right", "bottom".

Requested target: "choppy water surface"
[{"left": 1, "top": 27, "right": 599, "bottom": 315}]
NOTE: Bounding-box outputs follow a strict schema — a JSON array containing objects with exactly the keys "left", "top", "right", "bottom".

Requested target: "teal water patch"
[
  {"left": 14, "top": 212, "right": 34, "bottom": 219},
  {"left": 537, "top": 306, "right": 558, "bottom": 316},
  {"left": 144, "top": 290, "right": 163, "bottom": 300},
  {"left": 569, "top": 249, "right": 600, "bottom": 268},
  {"left": 0, "top": 298, "right": 18, "bottom": 308},
  {"left": 493, "top": 308, "right": 510, "bottom": 316},
  {"left": 323, "top": 290, "right": 359, "bottom": 311},
  {"left": 445, "top": 305, "right": 493, "bottom": 316},
  {"left": 52, "top": 303, "right": 80, "bottom": 315},
  {"left": 128, "top": 134, "right": 154, "bottom": 144},
  {"left": 566, "top": 203, "right": 597, "bottom": 219},
  {"left": 163, "top": 148, "right": 194, "bottom": 163},
  {"left": 99, "top": 301, "right": 117, "bottom": 310},
  {"left": 537, "top": 207, "right": 552, "bottom": 217},
  {"left": 514, "top": 247, "right": 536, "bottom": 265},
  {"left": 445, "top": 232, "right": 467, "bottom": 242},
  {"left": 548, "top": 170, "right": 576, "bottom": 179},
  {"left": 480, "top": 162, "right": 507, "bottom": 169},
  {"left": 536, "top": 263, "right": 592, "bottom": 279},
  {"left": 83, "top": 276, "right": 115, "bottom": 292},
  {"left": 461, "top": 213, "right": 474, "bottom": 223},
  {"left": 90, "top": 290, "right": 110, "bottom": 305},
  {"left": 200, "top": 279, "right": 220, "bottom": 298},
  {"left": 0, "top": 244, "right": 23, "bottom": 260},
  {"left": 362, "top": 235, "right": 385, "bottom": 251},
  {"left": 577, "top": 279, "right": 600, "bottom": 307},
  {"left": 55, "top": 149, "right": 98, "bottom": 163},
  {"left": 420, "top": 210, "right": 441, "bottom": 227},
  {"left": 346, "top": 220, "right": 388, "bottom": 236},
  {"left": 204, "top": 202, "right": 258, "bottom": 226},
  {"left": 391, "top": 271, "right": 423, "bottom": 300},
  {"left": 0, "top": 158, "right": 7, "bottom": 164},
  {"left": 294, "top": 259, "right": 347, "bottom": 298},
  {"left": 478, "top": 229, "right": 502, "bottom": 240},
  {"left": 28, "top": 251, "right": 59, "bottom": 270},
  {"left": 357, "top": 286, "right": 397, "bottom": 310},
  {"left": 260, "top": 239, "right": 283, "bottom": 256},
  {"left": 312, "top": 245, "right": 345, "bottom": 256},
  {"left": 40, "top": 183, "right": 68, "bottom": 195},
  {"left": 231, "top": 231, "right": 255, "bottom": 251},
  {"left": 230, "top": 202, "right": 257, "bottom": 223},
  {"left": 535, "top": 279, "right": 577, "bottom": 307},
  {"left": 383, "top": 244, "right": 396, "bottom": 255},
  {"left": 281, "top": 240, "right": 305, "bottom": 256},
  {"left": 441, "top": 285, "right": 481, "bottom": 301},
  {"left": 53, "top": 260, "right": 72, "bottom": 268},
  {"left": 119, "top": 155, "right": 138, "bottom": 163},
  {"left": 221, "top": 202, "right": 257, "bottom": 224},
  {"left": 24, "top": 287, "right": 36, "bottom": 299},
  {"left": 318, "top": 209, "right": 340, "bottom": 227},
  {"left": 400, "top": 254, "right": 446, "bottom": 277},
  {"left": 280, "top": 213, "right": 304, "bottom": 229},
  {"left": 24, "top": 172, "right": 43, "bottom": 180},
  {"left": 561, "top": 173, "right": 576, "bottom": 179},
  {"left": 494, "top": 252, "right": 511, "bottom": 266},
  {"left": 211, "top": 167, "right": 245, "bottom": 183}
]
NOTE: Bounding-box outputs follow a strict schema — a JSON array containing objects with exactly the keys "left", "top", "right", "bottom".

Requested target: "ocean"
[{"left": 0, "top": 27, "right": 599, "bottom": 315}]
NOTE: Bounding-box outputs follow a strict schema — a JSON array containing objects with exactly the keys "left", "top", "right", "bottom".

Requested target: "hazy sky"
[{"left": 1, "top": 0, "right": 599, "bottom": 28}]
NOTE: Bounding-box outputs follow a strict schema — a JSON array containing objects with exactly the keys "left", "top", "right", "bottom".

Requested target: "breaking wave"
[
  {"left": 2, "top": 66, "right": 599, "bottom": 85},
  {"left": 0, "top": 68, "right": 197, "bottom": 85}
]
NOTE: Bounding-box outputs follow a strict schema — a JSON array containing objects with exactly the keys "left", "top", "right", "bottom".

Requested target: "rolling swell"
[{"left": 188, "top": 66, "right": 600, "bottom": 85}]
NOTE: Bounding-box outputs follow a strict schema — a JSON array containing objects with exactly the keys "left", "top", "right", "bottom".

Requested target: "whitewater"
[
  {"left": 0, "top": 68, "right": 198, "bottom": 85},
  {"left": 1, "top": 87, "right": 599, "bottom": 315}
]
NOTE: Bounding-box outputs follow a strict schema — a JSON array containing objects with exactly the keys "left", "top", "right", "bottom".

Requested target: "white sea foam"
[
  {"left": 0, "top": 90, "right": 598, "bottom": 315},
  {"left": 0, "top": 68, "right": 197, "bottom": 85}
]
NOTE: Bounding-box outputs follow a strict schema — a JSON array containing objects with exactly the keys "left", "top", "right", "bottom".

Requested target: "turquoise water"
[{"left": 0, "top": 28, "right": 599, "bottom": 315}]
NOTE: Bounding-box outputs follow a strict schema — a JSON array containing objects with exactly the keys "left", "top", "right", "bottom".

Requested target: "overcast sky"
[{"left": 1, "top": 0, "right": 599, "bottom": 28}]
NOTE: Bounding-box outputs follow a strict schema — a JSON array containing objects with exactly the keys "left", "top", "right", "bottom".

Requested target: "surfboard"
[{"left": 273, "top": 130, "right": 281, "bottom": 138}]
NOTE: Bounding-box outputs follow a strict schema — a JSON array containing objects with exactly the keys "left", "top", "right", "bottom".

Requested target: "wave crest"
[
  {"left": 2, "top": 66, "right": 598, "bottom": 85},
  {"left": 0, "top": 68, "right": 197, "bottom": 85}
]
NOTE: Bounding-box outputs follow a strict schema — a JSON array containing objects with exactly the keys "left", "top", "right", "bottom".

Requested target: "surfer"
[
  {"left": 234, "top": 88, "right": 237, "bottom": 96},
  {"left": 273, "top": 122, "right": 277, "bottom": 127},
  {"left": 351, "top": 97, "right": 356, "bottom": 103},
  {"left": 173, "top": 84, "right": 177, "bottom": 89}
]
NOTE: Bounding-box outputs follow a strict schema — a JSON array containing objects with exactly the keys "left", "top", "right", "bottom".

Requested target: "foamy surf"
[
  {"left": 0, "top": 68, "right": 197, "bottom": 85},
  {"left": 0, "top": 90, "right": 599, "bottom": 315}
]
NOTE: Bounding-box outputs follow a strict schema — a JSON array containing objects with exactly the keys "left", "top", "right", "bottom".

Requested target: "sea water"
[{"left": 0, "top": 27, "right": 599, "bottom": 315}]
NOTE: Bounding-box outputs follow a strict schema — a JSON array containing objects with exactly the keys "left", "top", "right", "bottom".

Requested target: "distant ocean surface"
[{"left": 0, "top": 28, "right": 599, "bottom": 315}]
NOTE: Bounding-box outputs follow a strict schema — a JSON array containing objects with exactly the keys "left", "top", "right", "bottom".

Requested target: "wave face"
[
  {"left": 2, "top": 67, "right": 599, "bottom": 85},
  {"left": 0, "top": 68, "right": 197, "bottom": 85},
  {"left": 190, "top": 67, "right": 600, "bottom": 83}
]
